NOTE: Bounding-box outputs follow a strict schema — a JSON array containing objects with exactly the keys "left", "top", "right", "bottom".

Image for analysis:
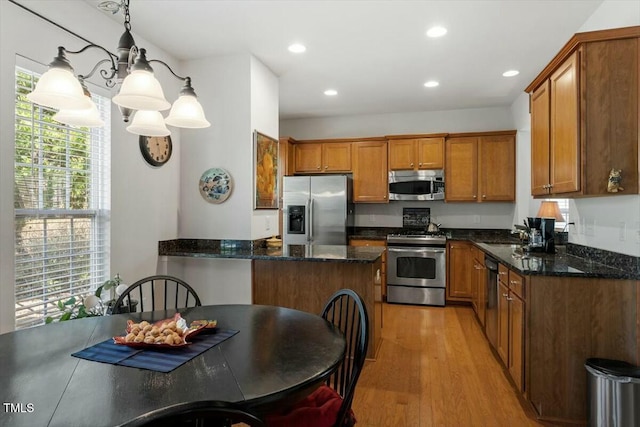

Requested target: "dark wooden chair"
[
  {"left": 266, "top": 288, "right": 369, "bottom": 427},
  {"left": 110, "top": 275, "right": 202, "bottom": 314},
  {"left": 124, "top": 400, "right": 264, "bottom": 427}
]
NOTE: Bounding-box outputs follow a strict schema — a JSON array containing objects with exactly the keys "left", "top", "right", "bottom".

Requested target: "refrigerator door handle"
[{"left": 308, "top": 199, "right": 313, "bottom": 242}]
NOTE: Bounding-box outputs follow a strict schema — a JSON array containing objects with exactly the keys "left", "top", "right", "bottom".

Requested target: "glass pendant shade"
[
  {"left": 112, "top": 69, "right": 171, "bottom": 111},
  {"left": 26, "top": 67, "right": 88, "bottom": 110},
  {"left": 165, "top": 95, "right": 211, "bottom": 128},
  {"left": 126, "top": 110, "right": 170, "bottom": 136},
  {"left": 53, "top": 99, "right": 105, "bottom": 128}
]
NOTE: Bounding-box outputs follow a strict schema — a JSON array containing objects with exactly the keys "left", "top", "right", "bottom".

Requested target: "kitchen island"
[{"left": 159, "top": 239, "right": 384, "bottom": 360}]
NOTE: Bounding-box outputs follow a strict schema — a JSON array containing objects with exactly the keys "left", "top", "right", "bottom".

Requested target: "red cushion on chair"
[{"left": 265, "top": 385, "right": 355, "bottom": 427}]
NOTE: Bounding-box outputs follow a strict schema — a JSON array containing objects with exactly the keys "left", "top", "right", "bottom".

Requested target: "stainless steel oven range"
[{"left": 386, "top": 233, "right": 446, "bottom": 306}]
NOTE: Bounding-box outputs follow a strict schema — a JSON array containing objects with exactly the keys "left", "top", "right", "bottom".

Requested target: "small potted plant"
[{"left": 45, "top": 274, "right": 132, "bottom": 323}]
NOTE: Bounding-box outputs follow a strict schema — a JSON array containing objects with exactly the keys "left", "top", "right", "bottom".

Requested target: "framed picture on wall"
[{"left": 254, "top": 131, "right": 279, "bottom": 209}]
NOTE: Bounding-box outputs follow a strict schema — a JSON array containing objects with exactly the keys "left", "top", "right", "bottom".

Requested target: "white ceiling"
[{"left": 85, "top": 0, "right": 604, "bottom": 120}]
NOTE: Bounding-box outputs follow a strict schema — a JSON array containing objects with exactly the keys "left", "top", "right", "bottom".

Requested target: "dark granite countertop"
[
  {"left": 476, "top": 243, "right": 639, "bottom": 280},
  {"left": 348, "top": 227, "right": 638, "bottom": 279},
  {"left": 159, "top": 239, "right": 384, "bottom": 264}
]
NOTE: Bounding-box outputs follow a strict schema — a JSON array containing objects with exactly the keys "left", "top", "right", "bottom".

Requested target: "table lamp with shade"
[
  {"left": 535, "top": 201, "right": 564, "bottom": 253},
  {"left": 536, "top": 200, "right": 565, "bottom": 223}
]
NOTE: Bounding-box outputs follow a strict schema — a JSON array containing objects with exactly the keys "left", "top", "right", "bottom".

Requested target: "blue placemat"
[{"left": 72, "top": 329, "right": 239, "bottom": 373}]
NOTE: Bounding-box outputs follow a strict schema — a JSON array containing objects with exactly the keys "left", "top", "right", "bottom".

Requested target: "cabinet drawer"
[
  {"left": 498, "top": 263, "right": 509, "bottom": 285},
  {"left": 508, "top": 271, "right": 524, "bottom": 299}
]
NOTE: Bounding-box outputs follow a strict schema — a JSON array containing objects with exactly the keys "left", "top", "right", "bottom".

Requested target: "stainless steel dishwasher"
[{"left": 484, "top": 256, "right": 499, "bottom": 349}]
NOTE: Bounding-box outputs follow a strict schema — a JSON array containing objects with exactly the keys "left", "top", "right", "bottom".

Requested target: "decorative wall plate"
[{"left": 199, "top": 168, "right": 233, "bottom": 203}]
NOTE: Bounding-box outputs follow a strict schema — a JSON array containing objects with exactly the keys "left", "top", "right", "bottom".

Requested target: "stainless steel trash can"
[{"left": 586, "top": 358, "right": 640, "bottom": 427}]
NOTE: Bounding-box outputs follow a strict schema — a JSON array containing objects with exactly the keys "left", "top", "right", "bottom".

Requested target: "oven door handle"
[{"left": 388, "top": 247, "right": 446, "bottom": 254}]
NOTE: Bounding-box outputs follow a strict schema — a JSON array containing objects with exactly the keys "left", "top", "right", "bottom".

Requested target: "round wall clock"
[
  {"left": 139, "top": 135, "right": 172, "bottom": 166},
  {"left": 199, "top": 168, "right": 233, "bottom": 204}
]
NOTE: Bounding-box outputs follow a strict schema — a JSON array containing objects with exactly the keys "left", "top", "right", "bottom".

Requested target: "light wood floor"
[{"left": 351, "top": 303, "right": 543, "bottom": 427}]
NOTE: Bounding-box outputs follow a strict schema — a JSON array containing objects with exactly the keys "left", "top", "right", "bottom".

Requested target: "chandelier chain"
[{"left": 123, "top": 0, "right": 131, "bottom": 32}]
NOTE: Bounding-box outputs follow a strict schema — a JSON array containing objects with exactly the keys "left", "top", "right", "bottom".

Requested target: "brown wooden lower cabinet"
[
  {"left": 252, "top": 258, "right": 383, "bottom": 360},
  {"left": 447, "top": 241, "right": 473, "bottom": 301},
  {"left": 471, "top": 249, "right": 639, "bottom": 424},
  {"left": 496, "top": 279, "right": 510, "bottom": 364},
  {"left": 526, "top": 276, "right": 640, "bottom": 423}
]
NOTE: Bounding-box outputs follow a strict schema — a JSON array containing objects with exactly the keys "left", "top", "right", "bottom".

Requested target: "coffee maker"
[{"left": 525, "top": 217, "right": 556, "bottom": 253}]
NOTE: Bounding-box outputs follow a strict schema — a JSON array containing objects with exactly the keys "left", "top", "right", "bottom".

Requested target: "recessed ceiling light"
[
  {"left": 288, "top": 43, "right": 306, "bottom": 53},
  {"left": 424, "top": 81, "right": 439, "bottom": 88},
  {"left": 426, "top": 26, "right": 447, "bottom": 38},
  {"left": 324, "top": 89, "right": 338, "bottom": 96},
  {"left": 502, "top": 70, "right": 520, "bottom": 77}
]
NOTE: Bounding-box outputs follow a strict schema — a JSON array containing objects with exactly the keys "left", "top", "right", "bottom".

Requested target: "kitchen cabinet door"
[
  {"left": 473, "top": 249, "right": 486, "bottom": 327},
  {"left": 549, "top": 51, "right": 580, "bottom": 194},
  {"left": 531, "top": 81, "right": 551, "bottom": 196},
  {"left": 445, "top": 137, "right": 478, "bottom": 201},
  {"left": 478, "top": 135, "right": 515, "bottom": 201},
  {"left": 447, "top": 241, "right": 473, "bottom": 301},
  {"left": 352, "top": 141, "right": 388, "bottom": 203},
  {"left": 388, "top": 139, "right": 415, "bottom": 170},
  {"left": 294, "top": 143, "right": 323, "bottom": 172},
  {"left": 417, "top": 138, "right": 444, "bottom": 169},
  {"left": 509, "top": 292, "right": 525, "bottom": 393},
  {"left": 497, "top": 280, "right": 509, "bottom": 366},
  {"left": 323, "top": 142, "right": 352, "bottom": 172}
]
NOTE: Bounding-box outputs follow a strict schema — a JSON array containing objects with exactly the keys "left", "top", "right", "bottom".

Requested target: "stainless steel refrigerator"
[{"left": 282, "top": 175, "right": 354, "bottom": 245}]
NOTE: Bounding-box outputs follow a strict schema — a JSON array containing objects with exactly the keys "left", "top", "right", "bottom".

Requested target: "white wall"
[
  {"left": 0, "top": 1, "right": 183, "bottom": 332},
  {"left": 176, "top": 53, "right": 278, "bottom": 303},
  {"left": 281, "top": 106, "right": 518, "bottom": 229},
  {"left": 281, "top": 106, "right": 514, "bottom": 140},
  {"left": 179, "top": 54, "right": 253, "bottom": 240},
  {"left": 250, "top": 56, "right": 280, "bottom": 240}
]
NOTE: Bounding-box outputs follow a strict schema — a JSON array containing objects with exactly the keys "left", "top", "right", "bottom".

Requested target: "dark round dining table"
[{"left": 0, "top": 304, "right": 346, "bottom": 427}]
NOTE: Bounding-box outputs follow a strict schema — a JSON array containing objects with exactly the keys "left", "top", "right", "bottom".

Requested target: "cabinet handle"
[
  {"left": 482, "top": 195, "right": 486, "bottom": 199},
  {"left": 316, "top": 166, "right": 321, "bottom": 170},
  {"left": 324, "top": 166, "right": 328, "bottom": 169},
  {"left": 383, "top": 195, "right": 387, "bottom": 199},
  {"left": 502, "top": 293, "right": 509, "bottom": 298},
  {"left": 419, "top": 162, "right": 422, "bottom": 166},
  {"left": 506, "top": 296, "right": 514, "bottom": 301},
  {"left": 499, "top": 271, "right": 507, "bottom": 275},
  {"left": 410, "top": 162, "right": 414, "bottom": 167},
  {"left": 510, "top": 280, "right": 518, "bottom": 285},
  {"left": 473, "top": 195, "right": 477, "bottom": 199}
]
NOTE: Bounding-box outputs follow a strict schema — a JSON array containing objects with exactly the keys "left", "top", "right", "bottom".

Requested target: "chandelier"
[{"left": 27, "top": 0, "right": 210, "bottom": 136}]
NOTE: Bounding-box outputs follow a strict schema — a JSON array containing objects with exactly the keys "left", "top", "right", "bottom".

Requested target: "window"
[{"left": 14, "top": 65, "right": 111, "bottom": 329}]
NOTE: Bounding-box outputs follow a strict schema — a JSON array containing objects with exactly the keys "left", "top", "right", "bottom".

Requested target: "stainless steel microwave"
[{"left": 388, "top": 170, "right": 445, "bottom": 201}]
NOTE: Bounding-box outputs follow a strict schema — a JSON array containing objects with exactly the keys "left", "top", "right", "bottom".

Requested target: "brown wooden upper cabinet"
[
  {"left": 294, "top": 142, "right": 352, "bottom": 173},
  {"left": 352, "top": 140, "right": 388, "bottom": 203},
  {"left": 526, "top": 27, "right": 640, "bottom": 197},
  {"left": 387, "top": 136, "right": 445, "bottom": 170},
  {"left": 445, "top": 131, "right": 516, "bottom": 202}
]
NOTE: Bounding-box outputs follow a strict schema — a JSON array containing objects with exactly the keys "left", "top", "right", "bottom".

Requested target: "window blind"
[{"left": 14, "top": 66, "right": 111, "bottom": 329}]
